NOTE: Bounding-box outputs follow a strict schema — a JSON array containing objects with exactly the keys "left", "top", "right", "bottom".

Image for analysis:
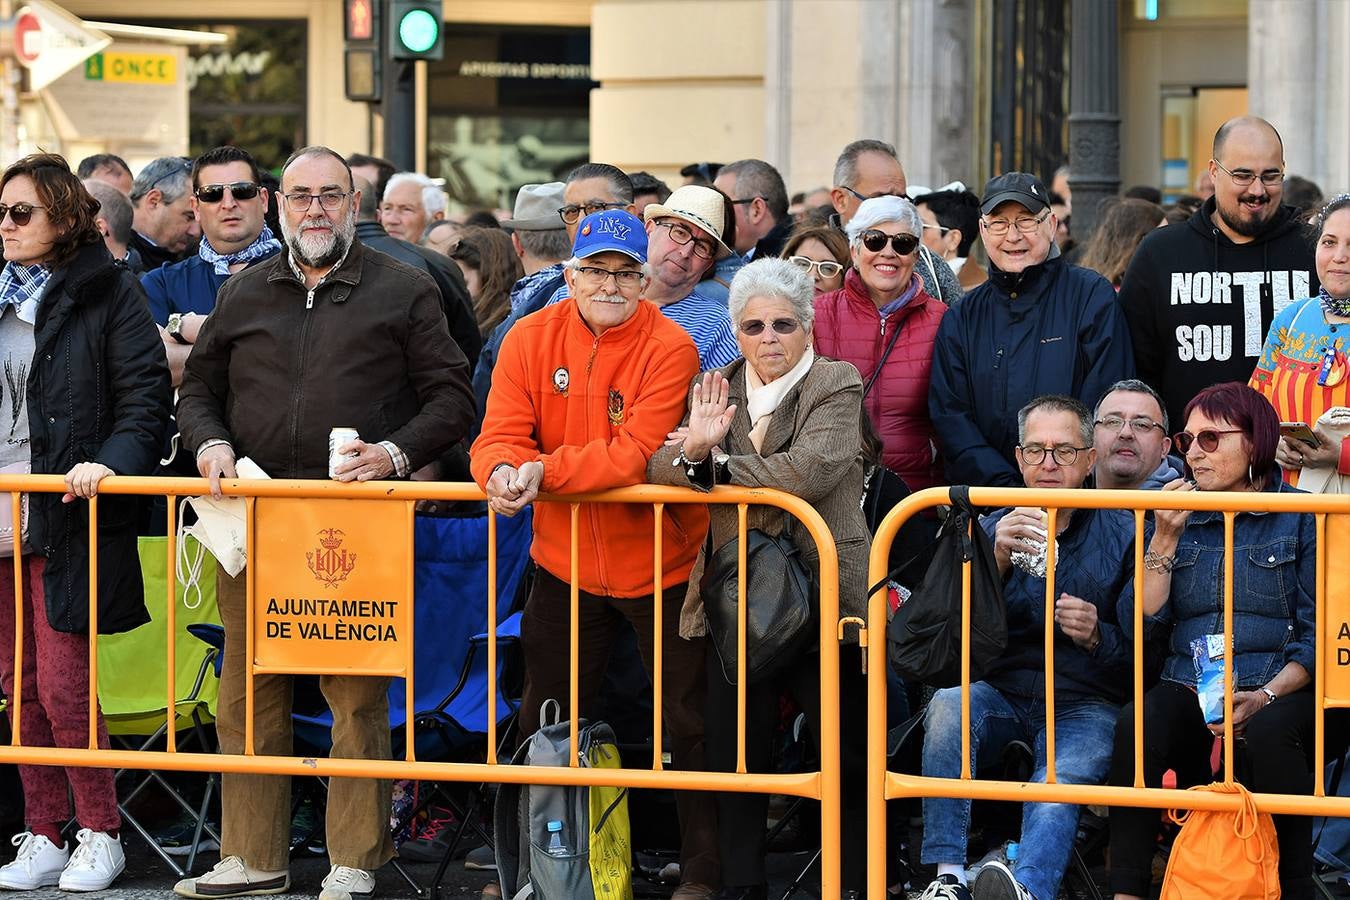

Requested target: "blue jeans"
[{"left": 920, "top": 682, "right": 1118, "bottom": 900}]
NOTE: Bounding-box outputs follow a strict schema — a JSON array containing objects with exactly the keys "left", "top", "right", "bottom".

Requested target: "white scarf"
[{"left": 744, "top": 348, "right": 815, "bottom": 452}]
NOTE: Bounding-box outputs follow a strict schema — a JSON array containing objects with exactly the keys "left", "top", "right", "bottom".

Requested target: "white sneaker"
[
  {"left": 56, "top": 829, "right": 124, "bottom": 892},
  {"left": 0, "top": 832, "right": 68, "bottom": 890},
  {"left": 971, "top": 860, "right": 1035, "bottom": 900},
  {"left": 318, "top": 865, "right": 376, "bottom": 900},
  {"left": 172, "top": 855, "right": 289, "bottom": 898}
]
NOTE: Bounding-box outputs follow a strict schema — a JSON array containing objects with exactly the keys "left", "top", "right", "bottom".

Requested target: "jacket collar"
[
  {"left": 987, "top": 242, "right": 1062, "bottom": 298},
  {"left": 841, "top": 267, "right": 931, "bottom": 321}
]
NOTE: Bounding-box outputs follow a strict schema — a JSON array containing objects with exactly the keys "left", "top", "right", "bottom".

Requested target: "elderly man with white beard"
[{"left": 174, "top": 146, "right": 474, "bottom": 900}]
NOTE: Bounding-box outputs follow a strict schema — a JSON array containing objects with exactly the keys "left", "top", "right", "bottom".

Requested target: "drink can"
[{"left": 329, "top": 427, "right": 360, "bottom": 478}]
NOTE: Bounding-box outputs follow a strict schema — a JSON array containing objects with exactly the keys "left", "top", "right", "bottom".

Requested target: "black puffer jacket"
[{"left": 29, "top": 241, "right": 172, "bottom": 634}]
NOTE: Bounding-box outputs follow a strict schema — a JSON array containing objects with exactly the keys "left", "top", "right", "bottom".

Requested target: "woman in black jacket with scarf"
[{"left": 0, "top": 154, "right": 169, "bottom": 892}]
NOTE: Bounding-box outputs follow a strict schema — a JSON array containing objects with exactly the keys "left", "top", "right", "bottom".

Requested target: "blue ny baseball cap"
[{"left": 573, "top": 209, "right": 647, "bottom": 264}]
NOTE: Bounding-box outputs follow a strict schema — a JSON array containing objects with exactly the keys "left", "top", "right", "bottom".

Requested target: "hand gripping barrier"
[
  {"left": 865, "top": 485, "right": 1350, "bottom": 898},
  {"left": 0, "top": 474, "right": 844, "bottom": 898}
]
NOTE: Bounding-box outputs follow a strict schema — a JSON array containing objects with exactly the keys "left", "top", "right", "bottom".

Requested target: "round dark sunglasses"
[
  {"left": 1173, "top": 428, "right": 1243, "bottom": 454},
  {"left": 0, "top": 203, "right": 44, "bottom": 227},
  {"left": 859, "top": 230, "right": 919, "bottom": 255},
  {"left": 195, "top": 182, "right": 261, "bottom": 204}
]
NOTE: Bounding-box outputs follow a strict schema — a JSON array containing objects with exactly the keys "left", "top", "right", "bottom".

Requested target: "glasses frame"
[
  {"left": 859, "top": 230, "right": 920, "bottom": 255},
  {"left": 142, "top": 159, "right": 193, "bottom": 194},
  {"left": 282, "top": 190, "right": 351, "bottom": 213},
  {"left": 920, "top": 222, "right": 951, "bottom": 235},
  {"left": 738, "top": 318, "right": 801, "bottom": 336},
  {"left": 1094, "top": 416, "right": 1165, "bottom": 435},
  {"left": 652, "top": 220, "right": 717, "bottom": 260},
  {"left": 573, "top": 265, "right": 644, "bottom": 288},
  {"left": 0, "top": 203, "right": 45, "bottom": 227},
  {"left": 195, "top": 182, "right": 262, "bottom": 204},
  {"left": 788, "top": 256, "right": 845, "bottom": 279},
  {"left": 1212, "top": 159, "right": 1285, "bottom": 188},
  {"left": 838, "top": 185, "right": 910, "bottom": 203},
  {"left": 982, "top": 209, "right": 1051, "bottom": 237},
  {"left": 557, "top": 201, "right": 627, "bottom": 225},
  {"left": 1016, "top": 444, "right": 1091, "bottom": 466},
  {"left": 1173, "top": 428, "right": 1245, "bottom": 454}
]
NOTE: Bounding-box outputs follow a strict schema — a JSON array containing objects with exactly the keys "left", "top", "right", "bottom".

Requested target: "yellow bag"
[
  {"left": 1160, "top": 781, "right": 1280, "bottom": 900},
  {"left": 585, "top": 737, "right": 633, "bottom": 898}
]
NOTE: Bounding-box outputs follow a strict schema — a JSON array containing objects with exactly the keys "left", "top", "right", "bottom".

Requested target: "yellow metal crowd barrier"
[
  {"left": 866, "top": 485, "right": 1350, "bottom": 897},
  {"left": 0, "top": 474, "right": 843, "bottom": 898}
]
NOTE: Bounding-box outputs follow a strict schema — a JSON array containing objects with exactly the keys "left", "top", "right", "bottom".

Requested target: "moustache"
[{"left": 1238, "top": 194, "right": 1270, "bottom": 205}]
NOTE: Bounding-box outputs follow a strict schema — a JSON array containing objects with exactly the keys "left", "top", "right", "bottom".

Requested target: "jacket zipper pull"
[
  {"left": 586, "top": 337, "right": 599, "bottom": 374},
  {"left": 994, "top": 348, "right": 1004, "bottom": 369},
  {"left": 879, "top": 318, "right": 886, "bottom": 337},
  {"left": 306, "top": 289, "right": 315, "bottom": 310}
]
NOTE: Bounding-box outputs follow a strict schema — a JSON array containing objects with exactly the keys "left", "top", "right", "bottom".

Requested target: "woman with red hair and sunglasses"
[
  {"left": 810, "top": 195, "right": 948, "bottom": 494},
  {"left": 0, "top": 154, "right": 169, "bottom": 892},
  {"left": 1107, "top": 381, "right": 1347, "bottom": 899}
]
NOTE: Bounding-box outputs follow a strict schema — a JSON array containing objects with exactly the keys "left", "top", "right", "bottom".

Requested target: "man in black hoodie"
[{"left": 1119, "top": 116, "right": 1317, "bottom": 429}]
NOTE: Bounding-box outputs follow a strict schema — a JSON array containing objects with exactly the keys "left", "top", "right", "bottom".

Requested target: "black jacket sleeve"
[{"left": 95, "top": 272, "right": 172, "bottom": 475}]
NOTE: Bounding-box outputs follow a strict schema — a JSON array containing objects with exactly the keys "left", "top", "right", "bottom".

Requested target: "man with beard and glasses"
[
  {"left": 174, "top": 146, "right": 474, "bottom": 900},
  {"left": 1120, "top": 116, "right": 1318, "bottom": 430}
]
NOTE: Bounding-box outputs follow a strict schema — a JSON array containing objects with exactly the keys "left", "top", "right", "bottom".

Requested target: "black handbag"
[{"left": 701, "top": 524, "right": 815, "bottom": 685}]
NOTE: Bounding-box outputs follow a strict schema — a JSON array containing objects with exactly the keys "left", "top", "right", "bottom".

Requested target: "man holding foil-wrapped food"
[{"left": 915, "top": 394, "right": 1138, "bottom": 900}]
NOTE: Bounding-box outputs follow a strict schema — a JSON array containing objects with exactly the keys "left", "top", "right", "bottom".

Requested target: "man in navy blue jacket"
[
  {"left": 929, "top": 173, "right": 1134, "bottom": 487},
  {"left": 918, "top": 395, "right": 1136, "bottom": 900}
]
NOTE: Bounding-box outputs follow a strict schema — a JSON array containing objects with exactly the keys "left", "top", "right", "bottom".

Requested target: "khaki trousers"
[{"left": 216, "top": 567, "right": 394, "bottom": 871}]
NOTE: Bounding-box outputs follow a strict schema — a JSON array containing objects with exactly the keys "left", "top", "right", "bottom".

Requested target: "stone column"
[
  {"left": 1068, "top": 0, "right": 1120, "bottom": 242},
  {"left": 892, "top": 0, "right": 977, "bottom": 190}
]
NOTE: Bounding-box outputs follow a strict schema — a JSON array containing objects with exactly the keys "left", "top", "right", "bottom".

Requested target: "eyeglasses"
[
  {"left": 282, "top": 190, "right": 350, "bottom": 212},
  {"left": 982, "top": 210, "right": 1050, "bottom": 236},
  {"left": 558, "top": 201, "right": 627, "bottom": 225},
  {"left": 739, "top": 318, "right": 800, "bottom": 336},
  {"left": 141, "top": 159, "right": 192, "bottom": 194},
  {"left": 1094, "top": 415, "right": 1165, "bottom": 434},
  {"left": 195, "top": 182, "right": 261, "bottom": 204},
  {"left": 1017, "top": 444, "right": 1090, "bottom": 466},
  {"left": 788, "top": 256, "right": 844, "bottom": 278},
  {"left": 0, "top": 203, "right": 45, "bottom": 227},
  {"left": 839, "top": 186, "right": 909, "bottom": 203},
  {"left": 652, "top": 220, "right": 716, "bottom": 260},
  {"left": 1173, "top": 428, "right": 1244, "bottom": 454},
  {"left": 729, "top": 198, "right": 759, "bottom": 207},
  {"left": 574, "top": 265, "right": 643, "bottom": 287},
  {"left": 1212, "top": 159, "right": 1284, "bottom": 188},
  {"left": 921, "top": 222, "right": 950, "bottom": 235},
  {"left": 859, "top": 230, "right": 920, "bottom": 255}
]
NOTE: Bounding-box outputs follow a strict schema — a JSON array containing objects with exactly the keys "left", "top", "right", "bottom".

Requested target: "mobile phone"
[{"left": 1279, "top": 421, "right": 1320, "bottom": 448}]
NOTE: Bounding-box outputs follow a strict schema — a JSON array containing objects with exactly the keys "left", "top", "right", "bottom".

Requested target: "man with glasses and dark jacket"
[{"left": 929, "top": 172, "right": 1134, "bottom": 487}]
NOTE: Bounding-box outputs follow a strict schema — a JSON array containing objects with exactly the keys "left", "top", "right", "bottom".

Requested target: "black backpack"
[{"left": 884, "top": 486, "right": 1006, "bottom": 688}]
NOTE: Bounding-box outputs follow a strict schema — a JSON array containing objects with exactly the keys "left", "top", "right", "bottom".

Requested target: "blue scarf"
[
  {"left": 1319, "top": 285, "right": 1350, "bottom": 320},
  {"left": 197, "top": 224, "right": 281, "bottom": 276},
  {"left": 0, "top": 261, "right": 49, "bottom": 324}
]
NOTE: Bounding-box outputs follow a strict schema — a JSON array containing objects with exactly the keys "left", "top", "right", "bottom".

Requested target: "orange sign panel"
[
  {"left": 1325, "top": 515, "right": 1350, "bottom": 703},
  {"left": 252, "top": 498, "right": 411, "bottom": 676}
]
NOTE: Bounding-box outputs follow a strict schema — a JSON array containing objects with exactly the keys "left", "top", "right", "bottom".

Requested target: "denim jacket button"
[{"left": 1268, "top": 555, "right": 1276, "bottom": 562}]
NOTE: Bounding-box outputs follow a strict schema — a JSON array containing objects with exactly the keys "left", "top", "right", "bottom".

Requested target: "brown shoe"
[{"left": 671, "top": 883, "right": 717, "bottom": 900}]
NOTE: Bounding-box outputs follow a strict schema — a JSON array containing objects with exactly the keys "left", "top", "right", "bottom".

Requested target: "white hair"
[
  {"left": 727, "top": 257, "right": 815, "bottom": 327},
  {"left": 845, "top": 196, "right": 923, "bottom": 246},
  {"left": 384, "top": 171, "right": 446, "bottom": 215}
]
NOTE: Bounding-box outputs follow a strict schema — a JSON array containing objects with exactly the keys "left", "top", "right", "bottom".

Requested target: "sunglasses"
[
  {"left": 788, "top": 255, "right": 844, "bottom": 278},
  {"left": 1173, "top": 428, "right": 1243, "bottom": 454},
  {"left": 739, "top": 318, "right": 800, "bottom": 336},
  {"left": 0, "top": 203, "right": 44, "bottom": 227},
  {"left": 195, "top": 182, "right": 261, "bottom": 204},
  {"left": 859, "top": 230, "right": 919, "bottom": 255}
]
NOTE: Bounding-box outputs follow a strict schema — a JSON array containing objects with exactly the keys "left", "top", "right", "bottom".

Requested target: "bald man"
[{"left": 1118, "top": 116, "right": 1318, "bottom": 430}]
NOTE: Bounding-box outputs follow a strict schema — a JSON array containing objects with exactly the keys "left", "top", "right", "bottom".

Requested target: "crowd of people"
[{"left": 0, "top": 110, "right": 1344, "bottom": 900}]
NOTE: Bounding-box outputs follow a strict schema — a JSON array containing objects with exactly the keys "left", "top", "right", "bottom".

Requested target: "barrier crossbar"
[
  {"left": 866, "top": 485, "right": 1350, "bottom": 897},
  {"left": 0, "top": 475, "right": 842, "bottom": 898}
]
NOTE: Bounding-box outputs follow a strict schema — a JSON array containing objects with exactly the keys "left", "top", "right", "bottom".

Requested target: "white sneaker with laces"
[
  {"left": 0, "top": 832, "right": 69, "bottom": 890},
  {"left": 56, "top": 829, "right": 124, "bottom": 892},
  {"left": 318, "top": 865, "right": 376, "bottom": 900},
  {"left": 920, "top": 874, "right": 974, "bottom": 900},
  {"left": 971, "top": 860, "right": 1035, "bottom": 900},
  {"left": 172, "top": 854, "right": 289, "bottom": 898}
]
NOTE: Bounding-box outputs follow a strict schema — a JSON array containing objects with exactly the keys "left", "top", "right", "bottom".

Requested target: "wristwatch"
[
  {"left": 166, "top": 313, "right": 190, "bottom": 345},
  {"left": 1260, "top": 687, "right": 1278, "bottom": 706}
]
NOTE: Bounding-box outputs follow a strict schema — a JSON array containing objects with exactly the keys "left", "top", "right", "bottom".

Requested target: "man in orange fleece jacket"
[{"left": 470, "top": 209, "right": 718, "bottom": 897}]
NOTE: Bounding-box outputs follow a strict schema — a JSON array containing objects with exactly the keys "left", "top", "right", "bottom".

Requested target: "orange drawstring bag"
[{"left": 1160, "top": 781, "right": 1280, "bottom": 900}]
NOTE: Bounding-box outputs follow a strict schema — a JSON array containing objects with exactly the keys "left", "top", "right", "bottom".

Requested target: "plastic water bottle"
[
  {"left": 545, "top": 820, "right": 567, "bottom": 857},
  {"left": 1006, "top": 842, "right": 1020, "bottom": 864}
]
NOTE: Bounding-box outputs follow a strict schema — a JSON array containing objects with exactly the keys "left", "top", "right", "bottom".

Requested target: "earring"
[{"left": 1248, "top": 463, "right": 1255, "bottom": 484}]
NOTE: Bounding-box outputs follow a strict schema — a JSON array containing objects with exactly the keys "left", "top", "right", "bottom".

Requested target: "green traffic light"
[{"left": 397, "top": 8, "right": 440, "bottom": 53}]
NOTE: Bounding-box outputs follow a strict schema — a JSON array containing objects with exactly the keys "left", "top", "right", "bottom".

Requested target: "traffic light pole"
[{"left": 382, "top": 55, "right": 415, "bottom": 171}]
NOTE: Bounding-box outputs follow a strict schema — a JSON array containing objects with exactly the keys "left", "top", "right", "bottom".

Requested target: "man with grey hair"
[
  {"left": 715, "top": 158, "right": 792, "bottom": 260},
  {"left": 828, "top": 139, "right": 961, "bottom": 303},
  {"left": 129, "top": 156, "right": 201, "bottom": 270},
  {"left": 77, "top": 153, "right": 134, "bottom": 194},
  {"left": 540, "top": 162, "right": 637, "bottom": 305},
  {"left": 930, "top": 171, "right": 1133, "bottom": 487},
  {"left": 82, "top": 179, "right": 143, "bottom": 273},
  {"left": 379, "top": 171, "right": 445, "bottom": 242},
  {"left": 175, "top": 145, "right": 474, "bottom": 900},
  {"left": 918, "top": 393, "right": 1135, "bottom": 900},
  {"left": 1092, "top": 379, "right": 1180, "bottom": 491}
]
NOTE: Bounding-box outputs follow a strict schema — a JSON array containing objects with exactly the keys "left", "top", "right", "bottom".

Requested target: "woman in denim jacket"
[{"left": 1107, "top": 381, "right": 1341, "bottom": 900}]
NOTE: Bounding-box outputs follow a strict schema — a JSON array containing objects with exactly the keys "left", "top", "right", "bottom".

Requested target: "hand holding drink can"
[{"left": 329, "top": 427, "right": 360, "bottom": 479}]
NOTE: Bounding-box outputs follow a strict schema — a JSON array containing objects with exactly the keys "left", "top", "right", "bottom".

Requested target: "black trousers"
[
  {"left": 704, "top": 642, "right": 869, "bottom": 892},
  {"left": 1109, "top": 679, "right": 1350, "bottom": 899}
]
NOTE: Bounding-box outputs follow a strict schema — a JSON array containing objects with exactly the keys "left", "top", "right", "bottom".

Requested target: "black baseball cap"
[{"left": 980, "top": 172, "right": 1050, "bottom": 215}]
